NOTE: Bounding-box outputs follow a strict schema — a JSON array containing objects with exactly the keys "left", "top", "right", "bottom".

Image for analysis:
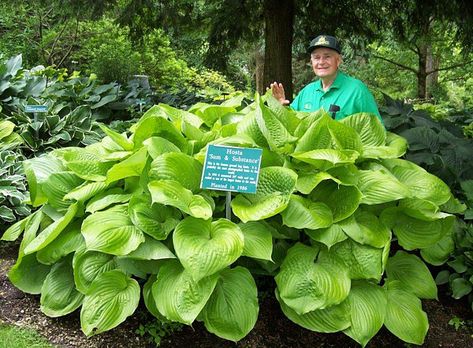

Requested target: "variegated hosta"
[{"left": 1, "top": 92, "right": 458, "bottom": 345}]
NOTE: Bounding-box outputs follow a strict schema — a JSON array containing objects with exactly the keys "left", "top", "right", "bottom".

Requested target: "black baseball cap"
[{"left": 308, "top": 35, "right": 341, "bottom": 54}]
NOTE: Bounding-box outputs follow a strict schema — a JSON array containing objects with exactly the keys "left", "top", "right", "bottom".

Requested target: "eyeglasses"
[{"left": 310, "top": 55, "right": 335, "bottom": 63}]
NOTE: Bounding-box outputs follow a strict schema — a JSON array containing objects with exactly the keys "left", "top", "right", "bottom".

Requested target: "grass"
[{"left": 0, "top": 323, "right": 53, "bottom": 348}]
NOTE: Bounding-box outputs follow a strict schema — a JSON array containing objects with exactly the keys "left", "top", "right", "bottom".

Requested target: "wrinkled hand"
[{"left": 269, "top": 82, "right": 290, "bottom": 105}]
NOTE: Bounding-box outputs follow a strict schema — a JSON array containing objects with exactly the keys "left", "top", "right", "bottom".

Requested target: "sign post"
[
  {"left": 201, "top": 144, "right": 263, "bottom": 220},
  {"left": 25, "top": 105, "right": 48, "bottom": 138}
]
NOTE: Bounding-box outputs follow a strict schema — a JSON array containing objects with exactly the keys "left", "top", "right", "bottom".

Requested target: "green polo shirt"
[{"left": 291, "top": 71, "right": 383, "bottom": 123}]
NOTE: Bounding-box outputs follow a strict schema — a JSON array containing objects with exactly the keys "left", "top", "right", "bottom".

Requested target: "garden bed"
[{"left": 1, "top": 240, "right": 472, "bottom": 348}]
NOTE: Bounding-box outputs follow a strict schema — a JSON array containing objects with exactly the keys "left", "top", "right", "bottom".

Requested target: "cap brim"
[{"left": 308, "top": 45, "right": 341, "bottom": 54}]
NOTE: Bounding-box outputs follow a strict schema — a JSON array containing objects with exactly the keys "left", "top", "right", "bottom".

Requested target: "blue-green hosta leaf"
[
  {"left": 384, "top": 280, "right": 429, "bottom": 345},
  {"left": 381, "top": 207, "right": 454, "bottom": 250},
  {"left": 280, "top": 194, "right": 333, "bottom": 230},
  {"left": 40, "top": 256, "right": 84, "bottom": 317},
  {"left": 382, "top": 159, "right": 452, "bottom": 206},
  {"left": 343, "top": 280, "right": 387, "bottom": 347},
  {"left": 0, "top": 120, "right": 15, "bottom": 140},
  {"left": 295, "top": 112, "right": 363, "bottom": 153},
  {"left": 420, "top": 232, "right": 454, "bottom": 266},
  {"left": 129, "top": 193, "right": 181, "bottom": 240},
  {"left": 149, "top": 152, "right": 203, "bottom": 192},
  {"left": 340, "top": 113, "right": 386, "bottom": 147},
  {"left": 174, "top": 217, "right": 244, "bottom": 281},
  {"left": 132, "top": 114, "right": 187, "bottom": 152},
  {"left": 81, "top": 205, "right": 145, "bottom": 256},
  {"left": 329, "top": 239, "right": 385, "bottom": 281},
  {"left": 97, "top": 123, "right": 133, "bottom": 151},
  {"left": 42, "top": 171, "right": 84, "bottom": 211},
  {"left": 232, "top": 167, "right": 297, "bottom": 222},
  {"left": 201, "top": 267, "right": 259, "bottom": 342},
  {"left": 63, "top": 181, "right": 109, "bottom": 202},
  {"left": 357, "top": 169, "right": 411, "bottom": 205},
  {"left": 309, "top": 181, "right": 362, "bottom": 223},
  {"left": 105, "top": 147, "right": 148, "bottom": 184},
  {"left": 85, "top": 188, "right": 132, "bottom": 213},
  {"left": 338, "top": 210, "right": 391, "bottom": 248},
  {"left": 399, "top": 198, "right": 453, "bottom": 221},
  {"left": 61, "top": 148, "right": 115, "bottom": 181},
  {"left": 143, "top": 136, "right": 181, "bottom": 159},
  {"left": 238, "top": 221, "right": 274, "bottom": 261},
  {"left": 275, "top": 243, "right": 351, "bottom": 314},
  {"left": 254, "top": 94, "right": 297, "bottom": 152},
  {"left": 276, "top": 289, "right": 350, "bottom": 333},
  {"left": 80, "top": 270, "right": 140, "bottom": 336},
  {"left": 386, "top": 251, "right": 437, "bottom": 299},
  {"left": 305, "top": 224, "right": 348, "bottom": 249},
  {"left": 292, "top": 149, "right": 359, "bottom": 171},
  {"left": 37, "top": 221, "right": 84, "bottom": 265},
  {"left": 152, "top": 260, "right": 219, "bottom": 324},
  {"left": 296, "top": 171, "right": 341, "bottom": 195},
  {"left": 72, "top": 247, "right": 117, "bottom": 294},
  {"left": 361, "top": 132, "right": 408, "bottom": 159},
  {"left": 23, "top": 154, "right": 66, "bottom": 206},
  {"left": 148, "top": 180, "right": 213, "bottom": 220},
  {"left": 24, "top": 202, "right": 80, "bottom": 255}
]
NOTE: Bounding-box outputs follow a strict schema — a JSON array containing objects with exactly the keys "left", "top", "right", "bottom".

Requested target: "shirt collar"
[{"left": 315, "top": 71, "right": 345, "bottom": 92}]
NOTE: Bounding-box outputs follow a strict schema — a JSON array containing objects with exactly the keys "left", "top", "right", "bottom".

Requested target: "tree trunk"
[
  {"left": 255, "top": 48, "right": 265, "bottom": 95},
  {"left": 426, "top": 45, "right": 439, "bottom": 98},
  {"left": 263, "top": 0, "right": 294, "bottom": 101},
  {"left": 417, "top": 43, "right": 428, "bottom": 99}
]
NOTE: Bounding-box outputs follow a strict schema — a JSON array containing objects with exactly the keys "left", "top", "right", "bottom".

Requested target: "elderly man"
[{"left": 271, "top": 34, "right": 383, "bottom": 122}]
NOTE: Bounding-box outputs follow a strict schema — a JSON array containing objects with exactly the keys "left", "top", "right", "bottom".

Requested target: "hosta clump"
[{"left": 1, "top": 93, "right": 456, "bottom": 346}]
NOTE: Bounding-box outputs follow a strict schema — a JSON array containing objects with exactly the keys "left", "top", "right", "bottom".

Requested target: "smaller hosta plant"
[{"left": 2, "top": 93, "right": 455, "bottom": 346}]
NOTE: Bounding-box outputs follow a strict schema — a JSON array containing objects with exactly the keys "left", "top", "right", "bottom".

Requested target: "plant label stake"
[
  {"left": 201, "top": 144, "right": 263, "bottom": 221},
  {"left": 25, "top": 105, "right": 48, "bottom": 137}
]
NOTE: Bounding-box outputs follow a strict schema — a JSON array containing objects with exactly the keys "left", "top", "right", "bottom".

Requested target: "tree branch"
[
  {"left": 371, "top": 54, "right": 418, "bottom": 74},
  {"left": 428, "top": 59, "right": 473, "bottom": 74}
]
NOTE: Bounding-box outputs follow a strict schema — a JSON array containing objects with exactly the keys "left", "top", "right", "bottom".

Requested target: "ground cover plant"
[{"left": 1, "top": 92, "right": 459, "bottom": 346}]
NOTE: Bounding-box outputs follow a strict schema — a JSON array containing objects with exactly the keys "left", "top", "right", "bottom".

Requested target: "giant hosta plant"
[{"left": 2, "top": 92, "right": 455, "bottom": 345}]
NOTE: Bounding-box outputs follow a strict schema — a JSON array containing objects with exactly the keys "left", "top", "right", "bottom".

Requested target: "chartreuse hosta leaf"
[
  {"left": 356, "top": 169, "right": 411, "bottom": 205},
  {"left": 132, "top": 113, "right": 188, "bottom": 152},
  {"left": 158, "top": 103, "right": 204, "bottom": 129},
  {"left": 236, "top": 110, "right": 269, "bottom": 148},
  {"left": 292, "top": 149, "right": 360, "bottom": 171},
  {"left": 338, "top": 209, "right": 391, "bottom": 248},
  {"left": 343, "top": 280, "right": 387, "bottom": 347},
  {"left": 254, "top": 93, "right": 297, "bottom": 152},
  {"left": 309, "top": 180, "right": 362, "bottom": 223},
  {"left": 73, "top": 247, "right": 117, "bottom": 294},
  {"left": 276, "top": 289, "right": 350, "bottom": 333},
  {"left": 152, "top": 260, "right": 219, "bottom": 324},
  {"left": 85, "top": 188, "right": 132, "bottom": 213},
  {"left": 80, "top": 269, "right": 140, "bottom": 336},
  {"left": 399, "top": 198, "right": 453, "bottom": 221},
  {"left": 296, "top": 171, "right": 341, "bottom": 195},
  {"left": 36, "top": 220, "right": 84, "bottom": 265},
  {"left": 0, "top": 119, "right": 15, "bottom": 140},
  {"left": 232, "top": 166, "right": 297, "bottom": 222},
  {"left": 189, "top": 102, "right": 237, "bottom": 128},
  {"left": 420, "top": 232, "right": 454, "bottom": 266},
  {"left": 23, "top": 154, "right": 66, "bottom": 206},
  {"left": 41, "top": 171, "right": 84, "bottom": 211},
  {"left": 280, "top": 194, "right": 333, "bottom": 230},
  {"left": 148, "top": 179, "right": 213, "bottom": 220},
  {"left": 386, "top": 251, "right": 437, "bottom": 299},
  {"left": 61, "top": 148, "right": 116, "bottom": 181},
  {"left": 143, "top": 136, "right": 181, "bottom": 159},
  {"left": 382, "top": 158, "right": 452, "bottom": 206},
  {"left": 295, "top": 112, "right": 363, "bottom": 153},
  {"left": 81, "top": 204, "right": 145, "bottom": 256},
  {"left": 305, "top": 224, "right": 348, "bottom": 249},
  {"left": 24, "top": 202, "right": 80, "bottom": 255},
  {"left": 97, "top": 123, "right": 134, "bottom": 151},
  {"left": 8, "top": 210, "right": 51, "bottom": 294},
  {"left": 120, "top": 235, "right": 175, "bottom": 260},
  {"left": 381, "top": 207, "right": 455, "bottom": 250},
  {"left": 200, "top": 267, "right": 259, "bottom": 342},
  {"left": 40, "top": 255, "right": 84, "bottom": 317},
  {"left": 340, "top": 113, "right": 386, "bottom": 147},
  {"left": 173, "top": 217, "right": 244, "bottom": 281},
  {"left": 361, "top": 132, "right": 407, "bottom": 159},
  {"left": 128, "top": 193, "right": 181, "bottom": 240},
  {"left": 143, "top": 275, "right": 165, "bottom": 319},
  {"left": 329, "top": 239, "right": 386, "bottom": 281},
  {"left": 238, "top": 221, "right": 273, "bottom": 261},
  {"left": 63, "top": 181, "right": 109, "bottom": 202},
  {"left": 383, "top": 280, "right": 428, "bottom": 345},
  {"left": 275, "top": 243, "right": 351, "bottom": 314},
  {"left": 105, "top": 147, "right": 148, "bottom": 184},
  {"left": 149, "top": 152, "right": 203, "bottom": 192}
]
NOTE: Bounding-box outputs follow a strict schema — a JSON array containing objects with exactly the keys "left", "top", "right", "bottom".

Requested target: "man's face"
[{"left": 310, "top": 47, "right": 341, "bottom": 79}]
